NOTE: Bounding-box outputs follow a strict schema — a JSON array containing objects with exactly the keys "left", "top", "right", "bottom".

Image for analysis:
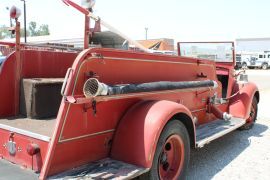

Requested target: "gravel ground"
[{"left": 187, "top": 70, "right": 270, "bottom": 180}]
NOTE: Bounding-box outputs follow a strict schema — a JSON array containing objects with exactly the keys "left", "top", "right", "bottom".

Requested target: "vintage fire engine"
[{"left": 0, "top": 1, "right": 259, "bottom": 179}]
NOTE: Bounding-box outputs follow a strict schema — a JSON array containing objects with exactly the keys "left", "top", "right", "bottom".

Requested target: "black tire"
[
  {"left": 148, "top": 120, "right": 190, "bottom": 180},
  {"left": 262, "top": 63, "right": 268, "bottom": 70},
  {"left": 242, "top": 62, "right": 248, "bottom": 69},
  {"left": 239, "top": 97, "right": 258, "bottom": 130}
]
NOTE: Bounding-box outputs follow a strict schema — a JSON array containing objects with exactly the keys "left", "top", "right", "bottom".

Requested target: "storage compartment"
[{"left": 20, "top": 78, "right": 64, "bottom": 119}]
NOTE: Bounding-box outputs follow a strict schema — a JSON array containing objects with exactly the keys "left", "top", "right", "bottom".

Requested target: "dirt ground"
[{"left": 187, "top": 69, "right": 270, "bottom": 180}]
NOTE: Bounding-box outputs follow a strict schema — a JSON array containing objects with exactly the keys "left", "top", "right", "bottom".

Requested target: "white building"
[{"left": 236, "top": 37, "right": 270, "bottom": 53}]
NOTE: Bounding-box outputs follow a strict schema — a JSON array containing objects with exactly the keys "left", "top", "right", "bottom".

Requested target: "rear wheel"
[
  {"left": 262, "top": 63, "right": 268, "bottom": 70},
  {"left": 239, "top": 97, "right": 258, "bottom": 130},
  {"left": 149, "top": 120, "right": 190, "bottom": 180}
]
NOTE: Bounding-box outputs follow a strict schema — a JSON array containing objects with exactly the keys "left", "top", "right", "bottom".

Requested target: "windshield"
[{"left": 178, "top": 42, "right": 234, "bottom": 62}]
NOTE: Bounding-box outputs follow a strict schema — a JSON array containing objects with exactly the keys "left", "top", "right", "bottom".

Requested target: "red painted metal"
[
  {"left": 0, "top": 128, "right": 48, "bottom": 172},
  {"left": 14, "top": 19, "right": 21, "bottom": 116},
  {"left": 229, "top": 82, "right": 259, "bottom": 119},
  {"left": 111, "top": 100, "right": 193, "bottom": 168},
  {"left": 39, "top": 48, "right": 217, "bottom": 178},
  {"left": 159, "top": 135, "right": 184, "bottom": 179},
  {"left": 0, "top": 41, "right": 16, "bottom": 47},
  {"left": 0, "top": 50, "right": 77, "bottom": 117},
  {"left": 84, "top": 15, "right": 90, "bottom": 49}
]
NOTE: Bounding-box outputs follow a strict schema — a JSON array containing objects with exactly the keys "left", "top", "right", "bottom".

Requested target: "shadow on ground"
[{"left": 186, "top": 122, "right": 268, "bottom": 180}]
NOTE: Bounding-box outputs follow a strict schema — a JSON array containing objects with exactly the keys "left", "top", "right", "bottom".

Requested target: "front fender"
[
  {"left": 110, "top": 100, "right": 194, "bottom": 168},
  {"left": 229, "top": 82, "right": 259, "bottom": 119}
]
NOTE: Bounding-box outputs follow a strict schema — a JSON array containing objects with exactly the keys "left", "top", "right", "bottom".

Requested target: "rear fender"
[
  {"left": 229, "top": 82, "right": 259, "bottom": 119},
  {"left": 110, "top": 100, "right": 194, "bottom": 168}
]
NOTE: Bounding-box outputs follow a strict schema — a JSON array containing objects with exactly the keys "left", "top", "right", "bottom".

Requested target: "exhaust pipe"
[{"left": 83, "top": 78, "right": 218, "bottom": 98}]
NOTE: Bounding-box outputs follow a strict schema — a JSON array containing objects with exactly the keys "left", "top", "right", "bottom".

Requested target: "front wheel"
[
  {"left": 262, "top": 63, "right": 268, "bottom": 70},
  {"left": 149, "top": 120, "right": 190, "bottom": 180},
  {"left": 239, "top": 97, "right": 258, "bottom": 130},
  {"left": 242, "top": 62, "right": 248, "bottom": 69}
]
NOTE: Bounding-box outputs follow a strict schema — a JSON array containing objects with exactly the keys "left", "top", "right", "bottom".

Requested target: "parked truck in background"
[
  {"left": 240, "top": 53, "right": 270, "bottom": 70},
  {"left": 0, "top": 1, "right": 260, "bottom": 179}
]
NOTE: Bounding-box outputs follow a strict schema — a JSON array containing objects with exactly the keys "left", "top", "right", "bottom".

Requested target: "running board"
[
  {"left": 49, "top": 158, "right": 149, "bottom": 180},
  {"left": 196, "top": 117, "right": 245, "bottom": 148}
]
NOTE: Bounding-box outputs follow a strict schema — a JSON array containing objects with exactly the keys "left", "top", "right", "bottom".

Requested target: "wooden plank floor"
[{"left": 0, "top": 117, "right": 56, "bottom": 137}]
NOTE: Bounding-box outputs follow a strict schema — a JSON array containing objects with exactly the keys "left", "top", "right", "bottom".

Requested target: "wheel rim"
[
  {"left": 246, "top": 101, "right": 256, "bottom": 125},
  {"left": 158, "top": 135, "right": 184, "bottom": 180},
  {"left": 263, "top": 64, "right": 267, "bottom": 70}
]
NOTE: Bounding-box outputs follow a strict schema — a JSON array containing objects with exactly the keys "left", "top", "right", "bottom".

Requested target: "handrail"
[{"left": 61, "top": 68, "right": 73, "bottom": 96}]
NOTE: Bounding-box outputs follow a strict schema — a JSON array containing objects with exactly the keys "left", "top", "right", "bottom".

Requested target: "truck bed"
[{"left": 0, "top": 117, "right": 56, "bottom": 141}]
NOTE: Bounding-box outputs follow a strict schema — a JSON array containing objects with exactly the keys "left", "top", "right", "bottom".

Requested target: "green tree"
[
  {"left": 38, "top": 24, "right": 50, "bottom": 36},
  {"left": 29, "top": 21, "right": 38, "bottom": 36},
  {"left": 20, "top": 28, "right": 30, "bottom": 37},
  {"left": 28, "top": 21, "right": 50, "bottom": 36}
]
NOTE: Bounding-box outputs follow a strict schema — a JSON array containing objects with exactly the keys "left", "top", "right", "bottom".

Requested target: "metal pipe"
[
  {"left": 21, "top": 0, "right": 27, "bottom": 43},
  {"left": 145, "top": 27, "right": 148, "bottom": 40}
]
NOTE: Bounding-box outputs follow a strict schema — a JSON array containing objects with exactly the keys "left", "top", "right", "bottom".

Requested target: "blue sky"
[{"left": 1, "top": 0, "right": 270, "bottom": 41}]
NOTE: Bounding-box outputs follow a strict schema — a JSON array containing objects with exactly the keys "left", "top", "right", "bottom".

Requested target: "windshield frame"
[{"left": 177, "top": 41, "right": 235, "bottom": 65}]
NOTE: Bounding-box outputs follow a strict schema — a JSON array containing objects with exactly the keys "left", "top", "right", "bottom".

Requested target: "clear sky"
[{"left": 1, "top": 0, "right": 270, "bottom": 41}]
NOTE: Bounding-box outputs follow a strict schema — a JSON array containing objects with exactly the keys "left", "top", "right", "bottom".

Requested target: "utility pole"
[
  {"left": 6, "top": 7, "right": 12, "bottom": 27},
  {"left": 145, "top": 27, "right": 148, "bottom": 40},
  {"left": 6, "top": 7, "right": 13, "bottom": 38},
  {"left": 21, "top": 0, "right": 27, "bottom": 43}
]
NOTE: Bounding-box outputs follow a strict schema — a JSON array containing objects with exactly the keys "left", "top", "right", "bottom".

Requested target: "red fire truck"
[{"left": 0, "top": 1, "right": 259, "bottom": 179}]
